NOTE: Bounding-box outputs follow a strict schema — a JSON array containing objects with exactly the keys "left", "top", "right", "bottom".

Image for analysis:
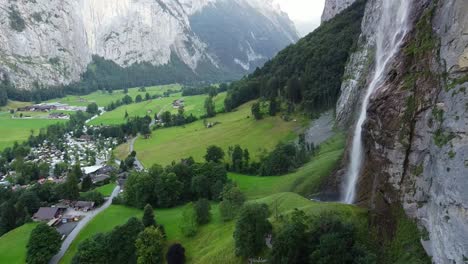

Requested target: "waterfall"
[{"left": 342, "top": 0, "right": 412, "bottom": 204}]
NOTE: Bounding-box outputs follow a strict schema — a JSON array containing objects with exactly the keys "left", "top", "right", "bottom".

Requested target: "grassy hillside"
[
  {"left": 0, "top": 223, "right": 38, "bottom": 264},
  {"left": 89, "top": 92, "right": 226, "bottom": 126},
  {"left": 60, "top": 193, "right": 364, "bottom": 264},
  {"left": 0, "top": 112, "right": 66, "bottom": 151},
  {"left": 229, "top": 133, "right": 345, "bottom": 199},
  {"left": 134, "top": 101, "right": 305, "bottom": 166},
  {"left": 46, "top": 84, "right": 181, "bottom": 107}
]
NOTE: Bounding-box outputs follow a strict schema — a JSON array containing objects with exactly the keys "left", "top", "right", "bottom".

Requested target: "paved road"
[{"left": 49, "top": 185, "right": 120, "bottom": 264}]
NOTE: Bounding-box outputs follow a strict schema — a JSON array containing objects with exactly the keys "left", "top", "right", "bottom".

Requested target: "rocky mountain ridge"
[
  {"left": 0, "top": 0, "right": 298, "bottom": 90},
  {"left": 327, "top": 0, "right": 468, "bottom": 263}
]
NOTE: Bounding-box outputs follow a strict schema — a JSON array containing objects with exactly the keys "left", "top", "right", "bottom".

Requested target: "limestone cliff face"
[
  {"left": 335, "top": 0, "right": 468, "bottom": 263},
  {"left": 321, "top": 0, "right": 357, "bottom": 22},
  {"left": 0, "top": 0, "right": 298, "bottom": 89}
]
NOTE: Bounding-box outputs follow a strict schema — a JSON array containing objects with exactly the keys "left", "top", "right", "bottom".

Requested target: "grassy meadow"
[
  {"left": 89, "top": 92, "right": 226, "bottom": 126},
  {"left": 0, "top": 112, "right": 66, "bottom": 151},
  {"left": 45, "top": 84, "right": 181, "bottom": 107},
  {"left": 0, "top": 223, "right": 38, "bottom": 264},
  {"left": 94, "top": 183, "right": 117, "bottom": 197},
  {"left": 133, "top": 101, "right": 306, "bottom": 167}
]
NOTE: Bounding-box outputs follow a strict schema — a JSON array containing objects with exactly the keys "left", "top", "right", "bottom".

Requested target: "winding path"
[{"left": 49, "top": 185, "right": 120, "bottom": 264}]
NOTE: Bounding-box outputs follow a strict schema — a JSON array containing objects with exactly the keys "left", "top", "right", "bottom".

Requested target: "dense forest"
[{"left": 223, "top": 0, "right": 366, "bottom": 114}]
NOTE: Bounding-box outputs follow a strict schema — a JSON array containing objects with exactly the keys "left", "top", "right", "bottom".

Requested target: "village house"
[
  {"left": 32, "top": 207, "right": 66, "bottom": 222},
  {"left": 172, "top": 98, "right": 185, "bottom": 109},
  {"left": 74, "top": 201, "right": 95, "bottom": 212}
]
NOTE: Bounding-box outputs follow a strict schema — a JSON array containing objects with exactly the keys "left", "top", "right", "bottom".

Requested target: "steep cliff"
[
  {"left": 335, "top": 0, "right": 468, "bottom": 263},
  {"left": 0, "top": 0, "right": 298, "bottom": 90},
  {"left": 321, "top": 0, "right": 357, "bottom": 22}
]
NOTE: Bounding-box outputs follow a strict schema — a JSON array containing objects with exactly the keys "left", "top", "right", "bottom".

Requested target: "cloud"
[{"left": 274, "top": 0, "right": 326, "bottom": 36}]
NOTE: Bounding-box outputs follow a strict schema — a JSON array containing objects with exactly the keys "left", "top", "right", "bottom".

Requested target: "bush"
[
  {"left": 194, "top": 198, "right": 211, "bottom": 225},
  {"left": 27, "top": 223, "right": 62, "bottom": 264},
  {"left": 80, "top": 191, "right": 105, "bottom": 206},
  {"left": 179, "top": 203, "right": 198, "bottom": 237},
  {"left": 233, "top": 203, "right": 272, "bottom": 258}
]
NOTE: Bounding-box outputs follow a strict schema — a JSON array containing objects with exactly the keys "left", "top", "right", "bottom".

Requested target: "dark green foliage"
[
  {"left": 166, "top": 243, "right": 186, "bottom": 264},
  {"left": 251, "top": 102, "right": 262, "bottom": 120},
  {"left": 269, "top": 97, "right": 278, "bottom": 116},
  {"left": 124, "top": 160, "right": 228, "bottom": 208},
  {"left": 73, "top": 217, "right": 144, "bottom": 264},
  {"left": 204, "top": 145, "right": 225, "bottom": 163},
  {"left": 63, "top": 164, "right": 81, "bottom": 200},
  {"left": 79, "top": 191, "right": 105, "bottom": 206},
  {"left": 194, "top": 198, "right": 211, "bottom": 225},
  {"left": 219, "top": 184, "right": 246, "bottom": 221},
  {"left": 135, "top": 94, "right": 143, "bottom": 103},
  {"left": 204, "top": 96, "right": 216, "bottom": 117},
  {"left": 182, "top": 85, "right": 218, "bottom": 96},
  {"left": 223, "top": 0, "right": 366, "bottom": 113},
  {"left": 271, "top": 211, "right": 376, "bottom": 264},
  {"left": 233, "top": 203, "right": 272, "bottom": 258},
  {"left": 71, "top": 233, "right": 109, "bottom": 264},
  {"left": 26, "top": 223, "right": 62, "bottom": 264},
  {"left": 142, "top": 204, "right": 156, "bottom": 228},
  {"left": 81, "top": 176, "right": 92, "bottom": 192},
  {"left": 258, "top": 141, "right": 312, "bottom": 176},
  {"left": 0, "top": 82, "right": 8, "bottom": 106},
  {"left": 86, "top": 103, "right": 99, "bottom": 115},
  {"left": 135, "top": 226, "right": 165, "bottom": 264}
]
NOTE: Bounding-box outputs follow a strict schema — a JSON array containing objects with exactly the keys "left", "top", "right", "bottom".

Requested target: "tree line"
[{"left": 222, "top": 0, "right": 366, "bottom": 115}]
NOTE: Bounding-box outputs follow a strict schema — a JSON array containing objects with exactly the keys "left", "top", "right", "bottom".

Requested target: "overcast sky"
[{"left": 274, "top": 0, "right": 326, "bottom": 36}]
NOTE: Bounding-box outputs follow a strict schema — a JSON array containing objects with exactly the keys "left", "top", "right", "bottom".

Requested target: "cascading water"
[{"left": 342, "top": 0, "right": 412, "bottom": 204}]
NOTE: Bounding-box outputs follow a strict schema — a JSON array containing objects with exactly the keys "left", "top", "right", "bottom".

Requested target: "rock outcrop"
[
  {"left": 321, "top": 0, "right": 357, "bottom": 22},
  {"left": 335, "top": 0, "right": 468, "bottom": 263},
  {"left": 0, "top": 0, "right": 298, "bottom": 90}
]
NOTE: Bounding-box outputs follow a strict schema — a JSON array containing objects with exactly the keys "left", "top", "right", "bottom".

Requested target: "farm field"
[
  {"left": 45, "top": 84, "right": 181, "bottom": 107},
  {"left": 133, "top": 101, "right": 306, "bottom": 167},
  {"left": 89, "top": 92, "right": 227, "bottom": 126},
  {"left": 0, "top": 112, "right": 66, "bottom": 151},
  {"left": 0, "top": 223, "right": 38, "bottom": 264}
]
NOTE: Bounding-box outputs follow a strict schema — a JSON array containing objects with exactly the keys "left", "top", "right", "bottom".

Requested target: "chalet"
[
  {"left": 48, "top": 113, "right": 69, "bottom": 119},
  {"left": 74, "top": 201, "right": 95, "bottom": 212},
  {"left": 172, "top": 99, "right": 185, "bottom": 108},
  {"left": 32, "top": 207, "right": 65, "bottom": 221},
  {"left": 92, "top": 174, "right": 110, "bottom": 184}
]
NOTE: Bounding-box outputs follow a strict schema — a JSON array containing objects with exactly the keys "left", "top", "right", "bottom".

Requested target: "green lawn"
[
  {"left": 94, "top": 183, "right": 117, "bottom": 197},
  {"left": 229, "top": 133, "right": 346, "bottom": 199},
  {"left": 134, "top": 101, "right": 305, "bottom": 167},
  {"left": 46, "top": 84, "right": 181, "bottom": 107},
  {"left": 0, "top": 112, "right": 66, "bottom": 151},
  {"left": 0, "top": 223, "right": 38, "bottom": 264},
  {"left": 89, "top": 95, "right": 178, "bottom": 126},
  {"left": 89, "top": 92, "right": 226, "bottom": 126}
]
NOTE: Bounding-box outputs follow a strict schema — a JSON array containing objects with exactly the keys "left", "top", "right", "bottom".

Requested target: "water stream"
[{"left": 342, "top": 0, "right": 412, "bottom": 204}]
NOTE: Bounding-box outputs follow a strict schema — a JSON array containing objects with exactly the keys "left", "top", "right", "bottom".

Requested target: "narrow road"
[{"left": 49, "top": 185, "right": 120, "bottom": 264}]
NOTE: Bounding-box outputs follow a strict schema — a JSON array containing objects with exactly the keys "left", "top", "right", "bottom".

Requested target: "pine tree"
[{"left": 142, "top": 204, "right": 156, "bottom": 228}]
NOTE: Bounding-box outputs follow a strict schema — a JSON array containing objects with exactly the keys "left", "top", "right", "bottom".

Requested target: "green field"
[
  {"left": 60, "top": 193, "right": 364, "bottom": 264},
  {"left": 134, "top": 101, "right": 306, "bottom": 167},
  {"left": 0, "top": 223, "right": 38, "bottom": 264},
  {"left": 94, "top": 183, "right": 117, "bottom": 197},
  {"left": 0, "top": 112, "right": 66, "bottom": 151},
  {"left": 89, "top": 92, "right": 226, "bottom": 126},
  {"left": 228, "top": 133, "right": 346, "bottom": 199},
  {"left": 60, "top": 134, "right": 351, "bottom": 263},
  {"left": 46, "top": 84, "right": 181, "bottom": 107}
]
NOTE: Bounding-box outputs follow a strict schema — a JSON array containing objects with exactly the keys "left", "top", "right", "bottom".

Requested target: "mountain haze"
[{"left": 0, "top": 0, "right": 298, "bottom": 90}]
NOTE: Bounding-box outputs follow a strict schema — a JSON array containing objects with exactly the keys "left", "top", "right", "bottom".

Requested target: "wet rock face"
[
  {"left": 321, "top": 0, "right": 357, "bottom": 22},
  {"left": 337, "top": 0, "right": 468, "bottom": 263}
]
